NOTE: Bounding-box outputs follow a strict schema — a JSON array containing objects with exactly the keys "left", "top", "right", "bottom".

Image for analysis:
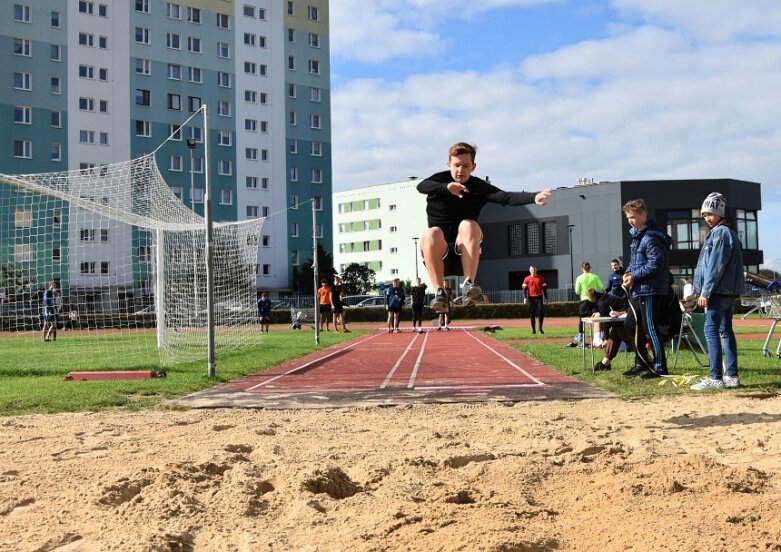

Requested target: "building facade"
[
  {"left": 334, "top": 177, "right": 763, "bottom": 296},
  {"left": 0, "top": 0, "right": 331, "bottom": 303}
]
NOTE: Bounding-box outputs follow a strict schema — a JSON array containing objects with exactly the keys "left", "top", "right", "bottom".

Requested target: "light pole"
[
  {"left": 186, "top": 138, "right": 197, "bottom": 214},
  {"left": 412, "top": 237, "right": 419, "bottom": 280},
  {"left": 186, "top": 138, "right": 198, "bottom": 318},
  {"left": 568, "top": 224, "right": 575, "bottom": 300}
]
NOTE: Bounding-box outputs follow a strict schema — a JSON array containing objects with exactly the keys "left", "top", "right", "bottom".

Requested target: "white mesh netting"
[{"left": 0, "top": 153, "right": 264, "bottom": 370}]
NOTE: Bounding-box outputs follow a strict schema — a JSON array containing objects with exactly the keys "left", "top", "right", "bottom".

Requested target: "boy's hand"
[
  {"left": 447, "top": 182, "right": 469, "bottom": 198},
  {"left": 535, "top": 188, "right": 552, "bottom": 205}
]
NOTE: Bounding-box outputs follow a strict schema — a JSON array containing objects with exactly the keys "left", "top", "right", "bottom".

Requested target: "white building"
[{"left": 333, "top": 179, "right": 428, "bottom": 285}]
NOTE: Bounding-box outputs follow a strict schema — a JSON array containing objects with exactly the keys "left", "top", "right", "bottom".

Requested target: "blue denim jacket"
[
  {"left": 693, "top": 220, "right": 744, "bottom": 297},
  {"left": 626, "top": 220, "right": 672, "bottom": 297}
]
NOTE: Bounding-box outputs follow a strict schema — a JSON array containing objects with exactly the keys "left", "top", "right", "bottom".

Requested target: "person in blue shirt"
[
  {"left": 385, "top": 278, "right": 406, "bottom": 333},
  {"left": 606, "top": 259, "right": 625, "bottom": 296},
  {"left": 257, "top": 291, "right": 272, "bottom": 334},
  {"left": 691, "top": 192, "right": 745, "bottom": 391}
]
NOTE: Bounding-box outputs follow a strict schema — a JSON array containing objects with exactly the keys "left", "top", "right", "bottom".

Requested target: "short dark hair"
[
  {"left": 622, "top": 198, "right": 647, "bottom": 214},
  {"left": 448, "top": 142, "right": 477, "bottom": 163},
  {"left": 610, "top": 259, "right": 620, "bottom": 264}
]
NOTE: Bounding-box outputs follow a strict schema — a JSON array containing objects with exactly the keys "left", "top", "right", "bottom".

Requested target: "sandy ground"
[{"left": 1, "top": 394, "right": 780, "bottom": 552}]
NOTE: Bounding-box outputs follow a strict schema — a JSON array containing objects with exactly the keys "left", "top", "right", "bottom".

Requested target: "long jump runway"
[{"left": 175, "top": 327, "right": 611, "bottom": 410}]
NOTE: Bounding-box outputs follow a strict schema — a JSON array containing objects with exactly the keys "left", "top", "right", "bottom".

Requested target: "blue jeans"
[{"left": 704, "top": 295, "right": 739, "bottom": 380}]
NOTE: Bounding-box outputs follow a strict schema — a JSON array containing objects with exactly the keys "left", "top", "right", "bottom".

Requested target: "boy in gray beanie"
[{"left": 691, "top": 192, "right": 745, "bottom": 390}]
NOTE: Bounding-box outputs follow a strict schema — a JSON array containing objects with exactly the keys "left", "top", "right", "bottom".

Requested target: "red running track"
[{"left": 178, "top": 326, "right": 610, "bottom": 410}]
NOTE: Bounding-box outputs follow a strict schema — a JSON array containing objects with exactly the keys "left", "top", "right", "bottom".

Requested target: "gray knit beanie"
[{"left": 701, "top": 192, "right": 726, "bottom": 218}]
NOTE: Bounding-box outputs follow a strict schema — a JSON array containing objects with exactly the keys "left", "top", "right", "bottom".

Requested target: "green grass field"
[{"left": 1, "top": 320, "right": 779, "bottom": 415}]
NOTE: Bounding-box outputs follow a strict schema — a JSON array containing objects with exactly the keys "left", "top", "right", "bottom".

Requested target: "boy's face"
[
  {"left": 611, "top": 261, "right": 620, "bottom": 272},
  {"left": 703, "top": 212, "right": 721, "bottom": 228},
  {"left": 625, "top": 209, "right": 647, "bottom": 230},
  {"left": 448, "top": 154, "right": 476, "bottom": 184},
  {"left": 529, "top": 266, "right": 537, "bottom": 275}
]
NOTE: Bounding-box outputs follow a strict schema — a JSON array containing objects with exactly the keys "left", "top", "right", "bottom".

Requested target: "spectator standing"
[
  {"left": 522, "top": 265, "right": 547, "bottom": 334},
  {"left": 691, "top": 193, "right": 745, "bottom": 391},
  {"left": 331, "top": 276, "right": 349, "bottom": 333},
  {"left": 40, "top": 281, "right": 58, "bottom": 342},
  {"left": 682, "top": 277, "right": 694, "bottom": 299},
  {"left": 317, "top": 280, "right": 333, "bottom": 332},
  {"left": 385, "top": 278, "right": 406, "bottom": 333},
  {"left": 438, "top": 280, "right": 455, "bottom": 330},
  {"left": 566, "top": 262, "right": 605, "bottom": 347},
  {"left": 257, "top": 291, "right": 272, "bottom": 334},
  {"left": 606, "top": 259, "right": 626, "bottom": 296},
  {"left": 621, "top": 199, "right": 673, "bottom": 379},
  {"left": 410, "top": 278, "right": 428, "bottom": 334},
  {"left": 66, "top": 306, "right": 79, "bottom": 331}
]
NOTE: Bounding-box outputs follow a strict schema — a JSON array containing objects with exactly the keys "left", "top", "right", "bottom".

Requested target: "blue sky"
[{"left": 328, "top": 0, "right": 781, "bottom": 273}]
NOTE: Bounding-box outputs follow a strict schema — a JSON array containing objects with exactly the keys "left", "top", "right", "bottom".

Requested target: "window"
[
  {"left": 289, "top": 111, "right": 297, "bottom": 126},
  {"left": 258, "top": 35, "right": 266, "bottom": 48},
  {"left": 245, "top": 90, "right": 257, "bottom": 103},
  {"left": 188, "top": 67, "right": 202, "bottom": 83},
  {"left": 79, "top": 1, "right": 94, "bottom": 14},
  {"left": 80, "top": 228, "right": 96, "bottom": 241},
  {"left": 52, "top": 244, "right": 61, "bottom": 263},
  {"left": 287, "top": 28, "right": 295, "bottom": 42},
  {"left": 287, "top": 2, "right": 294, "bottom": 15},
  {"left": 217, "top": 71, "right": 231, "bottom": 87},
  {"left": 135, "top": 27, "right": 150, "bottom": 44},
  {"left": 13, "top": 72, "right": 31, "bottom": 90},
  {"left": 167, "top": 3, "right": 181, "bottom": 19},
  {"left": 289, "top": 139, "right": 298, "bottom": 154},
  {"left": 243, "top": 5, "right": 255, "bottom": 17},
  {"left": 15, "top": 208, "right": 32, "bottom": 227},
  {"left": 14, "top": 38, "right": 31, "bottom": 56},
  {"left": 14, "top": 140, "right": 31, "bottom": 158},
  {"left": 217, "top": 42, "right": 230, "bottom": 58},
  {"left": 188, "top": 36, "right": 201, "bottom": 53},
  {"left": 313, "top": 196, "right": 322, "bottom": 210},
  {"left": 139, "top": 246, "right": 151, "bottom": 263},
  {"left": 136, "top": 58, "right": 151, "bottom": 75},
  {"left": 80, "top": 262, "right": 96, "bottom": 275},
  {"left": 310, "top": 87, "right": 321, "bottom": 102},
  {"left": 168, "top": 124, "right": 182, "bottom": 140},
  {"left": 288, "top": 83, "right": 297, "bottom": 97},
  {"left": 136, "top": 120, "right": 151, "bottom": 137},
  {"left": 219, "top": 189, "right": 232, "bottom": 205},
  {"left": 292, "top": 251, "right": 299, "bottom": 266},
  {"left": 290, "top": 194, "right": 299, "bottom": 209},
  {"left": 508, "top": 224, "right": 523, "bottom": 256},
  {"left": 216, "top": 13, "right": 230, "bottom": 29},
  {"left": 261, "top": 264, "right": 271, "bottom": 277},
  {"left": 261, "top": 178, "right": 269, "bottom": 190},
  {"left": 78, "top": 33, "right": 94, "bottom": 47},
  {"left": 99, "top": 100, "right": 108, "bottom": 113},
  {"left": 188, "top": 96, "right": 201, "bottom": 112},
  {"left": 542, "top": 221, "right": 557, "bottom": 254},
  {"left": 291, "top": 222, "right": 299, "bottom": 238},
  {"left": 99, "top": 4, "right": 107, "bottom": 17},
  {"left": 262, "top": 235, "right": 270, "bottom": 247},
  {"left": 99, "top": 68, "right": 108, "bottom": 81},
  {"left": 666, "top": 209, "right": 705, "bottom": 251},
  {"left": 310, "top": 114, "right": 322, "bottom": 129},
  {"left": 308, "top": 6, "right": 319, "bottom": 21},
  {"left": 258, "top": 8, "right": 266, "bottom": 20},
  {"left": 218, "top": 160, "right": 232, "bottom": 175},
  {"left": 99, "top": 36, "right": 108, "bottom": 49},
  {"left": 169, "top": 155, "right": 182, "bottom": 171},
  {"left": 289, "top": 167, "right": 298, "bottom": 181},
  {"left": 244, "top": 32, "right": 255, "bottom": 46},
  {"left": 14, "top": 4, "right": 31, "bottom": 22},
  {"left": 288, "top": 55, "right": 295, "bottom": 70},
  {"left": 188, "top": 7, "right": 201, "bottom": 23},
  {"left": 244, "top": 62, "right": 256, "bottom": 74},
  {"left": 389, "top": 226, "right": 398, "bottom": 233},
  {"left": 217, "top": 130, "right": 231, "bottom": 146},
  {"left": 135, "top": 0, "right": 150, "bottom": 13},
  {"left": 245, "top": 119, "right": 257, "bottom": 132},
  {"left": 262, "top": 206, "right": 270, "bottom": 217},
  {"left": 79, "top": 130, "right": 95, "bottom": 144},
  {"left": 217, "top": 100, "right": 231, "bottom": 117},
  {"left": 14, "top": 105, "right": 31, "bottom": 124},
  {"left": 260, "top": 92, "right": 268, "bottom": 104},
  {"left": 100, "top": 229, "right": 109, "bottom": 242},
  {"left": 167, "top": 94, "right": 181, "bottom": 111},
  {"left": 51, "top": 10, "right": 60, "bottom": 27},
  {"left": 735, "top": 210, "right": 758, "bottom": 250},
  {"left": 168, "top": 64, "right": 182, "bottom": 80},
  {"left": 311, "top": 141, "right": 322, "bottom": 156},
  {"left": 525, "top": 222, "right": 540, "bottom": 255},
  {"left": 99, "top": 132, "right": 108, "bottom": 145},
  {"left": 189, "top": 126, "right": 203, "bottom": 142},
  {"left": 261, "top": 149, "right": 269, "bottom": 161},
  {"left": 247, "top": 205, "right": 259, "bottom": 218},
  {"left": 246, "top": 147, "right": 258, "bottom": 160},
  {"left": 167, "top": 33, "right": 181, "bottom": 49},
  {"left": 309, "top": 59, "right": 320, "bottom": 75},
  {"left": 309, "top": 33, "right": 319, "bottom": 47},
  {"left": 191, "top": 157, "right": 203, "bottom": 173},
  {"left": 51, "top": 111, "right": 61, "bottom": 127},
  {"left": 51, "top": 143, "right": 61, "bottom": 161},
  {"left": 78, "top": 64, "right": 94, "bottom": 78},
  {"left": 136, "top": 89, "right": 151, "bottom": 106},
  {"left": 315, "top": 224, "right": 323, "bottom": 239},
  {"left": 51, "top": 77, "right": 61, "bottom": 94},
  {"left": 192, "top": 188, "right": 204, "bottom": 203},
  {"left": 246, "top": 176, "right": 258, "bottom": 189},
  {"left": 50, "top": 44, "right": 61, "bottom": 61},
  {"left": 311, "top": 168, "right": 322, "bottom": 183},
  {"left": 260, "top": 121, "right": 268, "bottom": 133},
  {"left": 15, "top": 244, "right": 32, "bottom": 263}
]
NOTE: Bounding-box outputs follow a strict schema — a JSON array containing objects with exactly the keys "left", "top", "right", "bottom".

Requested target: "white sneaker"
[
  {"left": 723, "top": 376, "right": 741, "bottom": 388},
  {"left": 691, "top": 378, "right": 724, "bottom": 391},
  {"left": 417, "top": 328, "right": 423, "bottom": 334}
]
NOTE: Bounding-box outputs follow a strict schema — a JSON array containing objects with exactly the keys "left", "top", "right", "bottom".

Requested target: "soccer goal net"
[{"left": 0, "top": 153, "right": 264, "bottom": 371}]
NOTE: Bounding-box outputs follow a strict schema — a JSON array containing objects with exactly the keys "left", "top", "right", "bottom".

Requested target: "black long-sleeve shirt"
[{"left": 417, "top": 171, "right": 538, "bottom": 228}]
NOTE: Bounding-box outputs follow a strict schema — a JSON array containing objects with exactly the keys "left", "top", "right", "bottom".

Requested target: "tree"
[
  {"left": 340, "top": 263, "right": 376, "bottom": 295},
  {"left": 291, "top": 244, "right": 335, "bottom": 294}
]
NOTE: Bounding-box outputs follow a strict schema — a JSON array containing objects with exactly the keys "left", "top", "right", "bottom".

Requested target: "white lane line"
[
  {"left": 379, "top": 332, "right": 422, "bottom": 390},
  {"left": 407, "top": 330, "right": 430, "bottom": 388},
  {"left": 246, "top": 332, "right": 383, "bottom": 391},
  {"left": 464, "top": 331, "right": 547, "bottom": 386},
  {"left": 413, "top": 383, "right": 544, "bottom": 390}
]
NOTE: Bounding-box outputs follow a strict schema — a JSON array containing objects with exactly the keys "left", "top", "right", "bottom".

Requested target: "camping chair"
[{"left": 671, "top": 299, "right": 708, "bottom": 369}]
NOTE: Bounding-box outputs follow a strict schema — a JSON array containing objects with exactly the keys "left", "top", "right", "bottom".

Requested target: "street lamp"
[
  {"left": 186, "top": 138, "right": 199, "bottom": 316},
  {"left": 568, "top": 224, "right": 575, "bottom": 300},
  {"left": 412, "top": 237, "right": 419, "bottom": 280}
]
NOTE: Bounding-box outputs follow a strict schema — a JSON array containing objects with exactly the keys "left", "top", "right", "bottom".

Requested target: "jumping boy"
[{"left": 417, "top": 142, "right": 551, "bottom": 313}]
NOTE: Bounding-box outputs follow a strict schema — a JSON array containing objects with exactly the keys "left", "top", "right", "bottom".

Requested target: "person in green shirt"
[{"left": 566, "top": 261, "right": 606, "bottom": 347}]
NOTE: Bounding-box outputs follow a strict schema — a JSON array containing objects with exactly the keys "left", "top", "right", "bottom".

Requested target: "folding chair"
[
  {"left": 671, "top": 301, "right": 708, "bottom": 369},
  {"left": 761, "top": 295, "right": 781, "bottom": 358}
]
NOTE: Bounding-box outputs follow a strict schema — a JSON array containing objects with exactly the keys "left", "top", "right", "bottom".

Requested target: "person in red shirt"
[{"left": 522, "top": 265, "right": 547, "bottom": 334}]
